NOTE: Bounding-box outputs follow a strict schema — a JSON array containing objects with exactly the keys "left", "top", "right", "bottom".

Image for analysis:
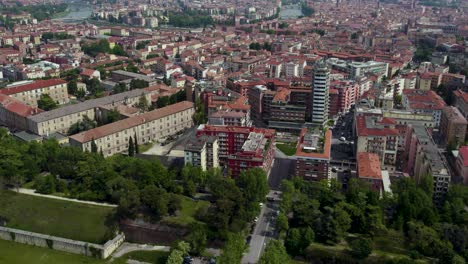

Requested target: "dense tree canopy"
[{"left": 278, "top": 176, "right": 468, "bottom": 262}]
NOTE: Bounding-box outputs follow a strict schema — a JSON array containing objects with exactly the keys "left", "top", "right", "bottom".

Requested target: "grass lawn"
[
  {"left": 139, "top": 142, "right": 155, "bottom": 153},
  {"left": 276, "top": 142, "right": 297, "bottom": 156},
  {"left": 162, "top": 196, "right": 209, "bottom": 227},
  {"left": 0, "top": 239, "right": 117, "bottom": 264},
  {"left": 119, "top": 250, "right": 169, "bottom": 264},
  {"left": 0, "top": 191, "right": 114, "bottom": 244}
]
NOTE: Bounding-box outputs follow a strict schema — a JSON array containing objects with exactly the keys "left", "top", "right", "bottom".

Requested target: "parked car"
[{"left": 339, "top": 137, "right": 346, "bottom": 141}]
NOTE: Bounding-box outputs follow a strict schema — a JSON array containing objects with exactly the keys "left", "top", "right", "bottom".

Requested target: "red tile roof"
[
  {"left": 454, "top": 89, "right": 468, "bottom": 104},
  {"left": 0, "top": 79, "right": 67, "bottom": 96},
  {"left": 356, "top": 115, "right": 399, "bottom": 137},
  {"left": 403, "top": 89, "right": 446, "bottom": 110},
  {"left": 0, "top": 94, "right": 43, "bottom": 117},
  {"left": 459, "top": 146, "right": 468, "bottom": 167},
  {"left": 294, "top": 128, "right": 332, "bottom": 160},
  {"left": 357, "top": 152, "right": 382, "bottom": 179}
]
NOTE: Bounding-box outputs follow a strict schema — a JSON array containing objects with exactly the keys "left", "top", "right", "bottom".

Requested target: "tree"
[
  {"left": 407, "top": 221, "right": 449, "bottom": 257},
  {"left": 218, "top": 233, "right": 247, "bottom": 264},
  {"left": 278, "top": 22, "right": 288, "bottom": 29},
  {"left": 126, "top": 62, "right": 139, "bottom": 73},
  {"left": 128, "top": 137, "right": 135, "bottom": 157},
  {"left": 166, "top": 249, "right": 184, "bottom": 264},
  {"left": 68, "top": 115, "right": 97, "bottom": 135},
  {"left": 259, "top": 240, "right": 290, "bottom": 264},
  {"left": 113, "top": 83, "right": 127, "bottom": 94},
  {"left": 350, "top": 237, "right": 373, "bottom": 259},
  {"left": 111, "top": 44, "right": 126, "bottom": 56},
  {"left": 91, "top": 138, "right": 98, "bottom": 153},
  {"left": 237, "top": 168, "right": 269, "bottom": 204},
  {"left": 130, "top": 79, "right": 149, "bottom": 89},
  {"left": 276, "top": 212, "right": 289, "bottom": 235},
  {"left": 105, "top": 108, "right": 121, "bottom": 124},
  {"left": 137, "top": 94, "right": 149, "bottom": 111},
  {"left": 187, "top": 223, "right": 207, "bottom": 255},
  {"left": 133, "top": 134, "right": 139, "bottom": 154},
  {"left": 394, "top": 94, "right": 402, "bottom": 105},
  {"left": 140, "top": 185, "right": 169, "bottom": 219},
  {"left": 285, "top": 227, "right": 314, "bottom": 256},
  {"left": 37, "top": 94, "right": 58, "bottom": 110},
  {"left": 68, "top": 80, "right": 78, "bottom": 95},
  {"left": 35, "top": 174, "right": 56, "bottom": 194}
]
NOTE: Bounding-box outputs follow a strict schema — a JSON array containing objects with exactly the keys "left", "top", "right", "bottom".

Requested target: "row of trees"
[
  {"left": 168, "top": 12, "right": 214, "bottom": 28},
  {"left": 82, "top": 39, "right": 127, "bottom": 57},
  {"left": 276, "top": 176, "right": 467, "bottom": 263},
  {"left": 0, "top": 129, "right": 270, "bottom": 250}
]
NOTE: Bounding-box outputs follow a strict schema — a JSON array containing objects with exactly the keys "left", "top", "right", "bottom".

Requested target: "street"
[{"left": 241, "top": 191, "right": 280, "bottom": 264}]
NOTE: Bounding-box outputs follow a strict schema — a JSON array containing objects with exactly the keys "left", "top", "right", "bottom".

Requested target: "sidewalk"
[{"left": 11, "top": 188, "right": 117, "bottom": 208}]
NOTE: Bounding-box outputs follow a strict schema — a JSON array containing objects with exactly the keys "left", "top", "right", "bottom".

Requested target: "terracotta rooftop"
[
  {"left": 357, "top": 152, "right": 382, "bottom": 179},
  {"left": 0, "top": 79, "right": 67, "bottom": 96},
  {"left": 294, "top": 128, "right": 332, "bottom": 160},
  {"left": 356, "top": 115, "right": 399, "bottom": 137},
  {"left": 70, "top": 101, "right": 193, "bottom": 143},
  {"left": 459, "top": 146, "right": 468, "bottom": 167},
  {"left": 0, "top": 94, "right": 43, "bottom": 117}
]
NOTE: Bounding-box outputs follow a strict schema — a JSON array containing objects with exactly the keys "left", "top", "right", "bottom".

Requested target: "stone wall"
[{"left": 0, "top": 226, "right": 124, "bottom": 259}]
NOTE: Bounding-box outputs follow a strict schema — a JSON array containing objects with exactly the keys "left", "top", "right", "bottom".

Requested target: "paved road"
[
  {"left": 12, "top": 188, "right": 117, "bottom": 207},
  {"left": 111, "top": 242, "right": 170, "bottom": 258},
  {"left": 269, "top": 155, "right": 294, "bottom": 190},
  {"left": 242, "top": 191, "right": 280, "bottom": 264}
]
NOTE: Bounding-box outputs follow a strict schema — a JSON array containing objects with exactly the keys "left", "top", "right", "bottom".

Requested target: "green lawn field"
[
  {"left": 162, "top": 196, "right": 209, "bottom": 227},
  {"left": 0, "top": 239, "right": 118, "bottom": 264},
  {"left": 0, "top": 191, "right": 115, "bottom": 243}
]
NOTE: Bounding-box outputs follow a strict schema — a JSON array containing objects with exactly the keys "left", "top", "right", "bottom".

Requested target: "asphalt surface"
[
  {"left": 269, "top": 151, "right": 295, "bottom": 190},
  {"left": 330, "top": 111, "right": 356, "bottom": 162},
  {"left": 242, "top": 191, "right": 280, "bottom": 264}
]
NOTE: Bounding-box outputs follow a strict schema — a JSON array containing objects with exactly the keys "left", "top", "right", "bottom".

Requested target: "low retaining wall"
[{"left": 0, "top": 226, "right": 124, "bottom": 259}]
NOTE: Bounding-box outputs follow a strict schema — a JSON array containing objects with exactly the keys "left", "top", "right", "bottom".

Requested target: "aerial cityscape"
[{"left": 0, "top": 0, "right": 467, "bottom": 263}]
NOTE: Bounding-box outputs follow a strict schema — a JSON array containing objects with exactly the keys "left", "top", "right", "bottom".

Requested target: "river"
[
  {"left": 279, "top": 4, "right": 303, "bottom": 19},
  {"left": 52, "top": 0, "right": 93, "bottom": 23}
]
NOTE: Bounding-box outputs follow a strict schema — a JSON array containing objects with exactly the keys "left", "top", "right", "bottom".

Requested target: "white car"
[
  {"left": 339, "top": 136, "right": 346, "bottom": 141},
  {"left": 259, "top": 202, "right": 264, "bottom": 207}
]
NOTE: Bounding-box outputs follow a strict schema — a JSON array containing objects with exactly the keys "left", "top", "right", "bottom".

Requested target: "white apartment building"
[{"left": 70, "top": 101, "right": 194, "bottom": 157}]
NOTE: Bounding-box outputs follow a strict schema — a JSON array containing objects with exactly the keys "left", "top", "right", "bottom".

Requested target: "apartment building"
[
  {"left": 184, "top": 135, "right": 219, "bottom": 171},
  {"left": 69, "top": 101, "right": 194, "bottom": 157},
  {"left": 196, "top": 125, "right": 275, "bottom": 177},
  {"left": 440, "top": 106, "right": 467, "bottom": 148},
  {"left": 27, "top": 89, "right": 153, "bottom": 136},
  {"left": 406, "top": 125, "right": 450, "bottom": 204},
  {"left": 455, "top": 146, "right": 468, "bottom": 185},
  {"left": 0, "top": 94, "right": 43, "bottom": 131},
  {"left": 355, "top": 115, "right": 399, "bottom": 172},
  {"left": 453, "top": 89, "right": 468, "bottom": 119},
  {"left": 310, "top": 62, "right": 330, "bottom": 125},
  {"left": 402, "top": 89, "right": 446, "bottom": 127},
  {"left": 357, "top": 152, "right": 383, "bottom": 193},
  {"left": 326, "top": 58, "right": 389, "bottom": 78},
  {"left": 200, "top": 87, "right": 250, "bottom": 118},
  {"left": 294, "top": 128, "right": 332, "bottom": 181},
  {"left": 0, "top": 79, "right": 69, "bottom": 107},
  {"left": 226, "top": 132, "right": 275, "bottom": 177},
  {"left": 329, "top": 80, "right": 358, "bottom": 118},
  {"left": 208, "top": 110, "right": 251, "bottom": 127}
]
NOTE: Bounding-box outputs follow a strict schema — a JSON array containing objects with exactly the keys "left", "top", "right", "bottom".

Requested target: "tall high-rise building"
[{"left": 310, "top": 61, "right": 330, "bottom": 125}]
